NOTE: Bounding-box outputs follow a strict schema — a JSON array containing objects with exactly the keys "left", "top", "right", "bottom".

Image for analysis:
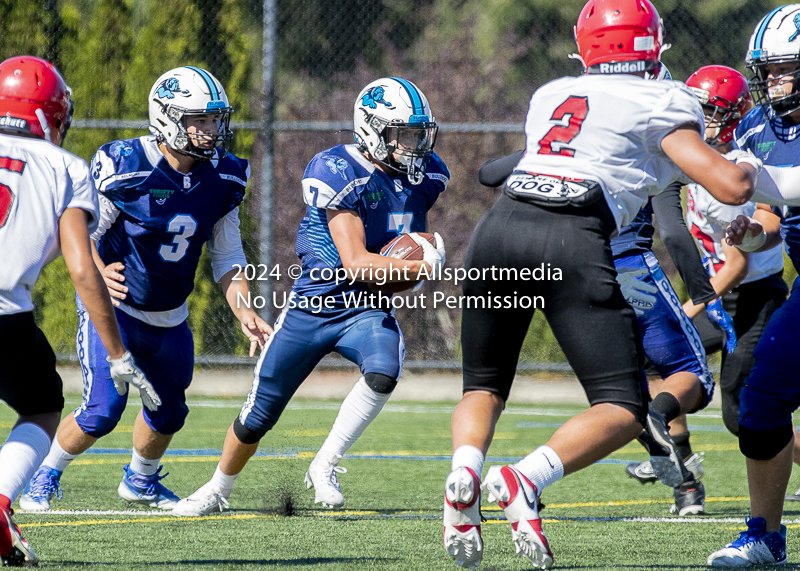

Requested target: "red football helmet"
[
  {"left": 574, "top": 0, "right": 664, "bottom": 76},
  {"left": 0, "top": 56, "right": 73, "bottom": 146},
  {"left": 686, "top": 65, "right": 752, "bottom": 145}
]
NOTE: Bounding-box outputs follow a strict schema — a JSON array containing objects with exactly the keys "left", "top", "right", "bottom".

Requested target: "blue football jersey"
[
  {"left": 293, "top": 144, "right": 449, "bottom": 297},
  {"left": 91, "top": 136, "right": 249, "bottom": 311},
  {"left": 734, "top": 106, "right": 800, "bottom": 268},
  {"left": 610, "top": 200, "right": 655, "bottom": 258}
]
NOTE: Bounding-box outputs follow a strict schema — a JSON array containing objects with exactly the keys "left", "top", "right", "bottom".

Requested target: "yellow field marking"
[
  {"left": 72, "top": 452, "right": 326, "bottom": 467},
  {"left": 18, "top": 512, "right": 279, "bottom": 529},
  {"left": 479, "top": 496, "right": 749, "bottom": 510},
  {"left": 283, "top": 429, "right": 330, "bottom": 437}
]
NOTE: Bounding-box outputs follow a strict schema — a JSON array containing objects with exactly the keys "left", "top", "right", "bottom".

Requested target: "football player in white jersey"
[
  {"left": 0, "top": 56, "right": 153, "bottom": 567},
  {"left": 680, "top": 65, "right": 789, "bottom": 449},
  {"left": 442, "top": 0, "right": 762, "bottom": 568}
]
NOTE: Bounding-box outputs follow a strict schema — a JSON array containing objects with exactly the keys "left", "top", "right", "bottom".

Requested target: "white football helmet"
[
  {"left": 746, "top": 4, "right": 800, "bottom": 118},
  {"left": 148, "top": 66, "right": 233, "bottom": 159},
  {"left": 353, "top": 77, "right": 438, "bottom": 185}
]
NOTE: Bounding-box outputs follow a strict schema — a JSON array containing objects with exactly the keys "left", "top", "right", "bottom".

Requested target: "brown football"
[
  {"left": 379, "top": 232, "right": 436, "bottom": 260},
  {"left": 368, "top": 232, "right": 435, "bottom": 294}
]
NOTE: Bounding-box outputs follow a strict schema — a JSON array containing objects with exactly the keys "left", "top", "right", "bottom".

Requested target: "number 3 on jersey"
[
  {"left": 537, "top": 96, "right": 589, "bottom": 157},
  {"left": 0, "top": 157, "right": 26, "bottom": 229},
  {"left": 159, "top": 214, "right": 197, "bottom": 262}
]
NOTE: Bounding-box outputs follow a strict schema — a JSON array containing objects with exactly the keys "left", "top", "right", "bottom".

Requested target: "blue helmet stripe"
[
  {"left": 754, "top": 6, "right": 784, "bottom": 52},
  {"left": 185, "top": 66, "right": 220, "bottom": 101},
  {"left": 390, "top": 77, "right": 426, "bottom": 121}
]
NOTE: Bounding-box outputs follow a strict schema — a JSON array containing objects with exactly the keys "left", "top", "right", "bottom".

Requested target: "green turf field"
[{"left": 1, "top": 395, "right": 797, "bottom": 570}]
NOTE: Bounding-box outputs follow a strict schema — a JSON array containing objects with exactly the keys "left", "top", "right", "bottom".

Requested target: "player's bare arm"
[
  {"left": 89, "top": 240, "right": 127, "bottom": 306},
  {"left": 59, "top": 208, "right": 126, "bottom": 360},
  {"left": 219, "top": 269, "right": 272, "bottom": 357},
  {"left": 661, "top": 125, "right": 755, "bottom": 206},
  {"left": 326, "top": 209, "right": 429, "bottom": 281}
]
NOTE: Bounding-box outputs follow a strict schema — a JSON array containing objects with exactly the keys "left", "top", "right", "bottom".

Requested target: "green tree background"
[{"left": 1, "top": 0, "right": 792, "bottom": 365}]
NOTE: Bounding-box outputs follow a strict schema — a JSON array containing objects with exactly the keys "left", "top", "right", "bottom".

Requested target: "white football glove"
[
  {"left": 722, "top": 149, "right": 763, "bottom": 175},
  {"left": 615, "top": 268, "right": 658, "bottom": 315},
  {"left": 410, "top": 232, "right": 445, "bottom": 280},
  {"left": 107, "top": 351, "right": 162, "bottom": 411},
  {"left": 728, "top": 216, "right": 768, "bottom": 252}
]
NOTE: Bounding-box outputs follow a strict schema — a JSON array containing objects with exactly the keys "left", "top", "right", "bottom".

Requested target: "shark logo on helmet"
[
  {"left": 156, "top": 78, "right": 190, "bottom": 100},
  {"left": 361, "top": 87, "right": 392, "bottom": 109},
  {"left": 790, "top": 13, "right": 800, "bottom": 42}
]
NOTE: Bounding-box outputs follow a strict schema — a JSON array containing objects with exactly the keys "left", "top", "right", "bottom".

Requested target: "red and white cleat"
[
  {"left": 0, "top": 507, "right": 38, "bottom": 567},
  {"left": 482, "top": 465, "right": 553, "bottom": 569},
  {"left": 443, "top": 467, "right": 483, "bottom": 569}
]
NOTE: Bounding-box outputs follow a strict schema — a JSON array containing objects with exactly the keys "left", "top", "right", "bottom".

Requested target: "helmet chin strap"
[{"left": 34, "top": 108, "right": 53, "bottom": 144}]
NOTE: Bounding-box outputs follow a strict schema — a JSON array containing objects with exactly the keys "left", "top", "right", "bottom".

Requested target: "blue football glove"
[{"left": 706, "top": 297, "right": 737, "bottom": 353}]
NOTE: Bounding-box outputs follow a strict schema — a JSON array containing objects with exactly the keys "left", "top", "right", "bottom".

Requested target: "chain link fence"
[{"left": 2, "top": 0, "right": 789, "bottom": 371}]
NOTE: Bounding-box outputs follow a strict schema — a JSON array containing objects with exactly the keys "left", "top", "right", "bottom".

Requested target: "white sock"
[
  {"left": 318, "top": 377, "right": 392, "bottom": 458},
  {"left": 451, "top": 445, "right": 485, "bottom": 478},
  {"left": 130, "top": 448, "right": 161, "bottom": 476},
  {"left": 0, "top": 423, "right": 52, "bottom": 502},
  {"left": 42, "top": 436, "right": 79, "bottom": 473},
  {"left": 514, "top": 445, "right": 565, "bottom": 493},
  {"left": 210, "top": 465, "right": 238, "bottom": 497}
]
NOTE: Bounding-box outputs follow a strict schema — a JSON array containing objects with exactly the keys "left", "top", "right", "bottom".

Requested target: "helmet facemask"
[
  {"left": 748, "top": 60, "right": 800, "bottom": 119},
  {"left": 153, "top": 102, "right": 233, "bottom": 160},
  {"left": 700, "top": 102, "right": 740, "bottom": 146},
  {"left": 358, "top": 112, "right": 438, "bottom": 185}
]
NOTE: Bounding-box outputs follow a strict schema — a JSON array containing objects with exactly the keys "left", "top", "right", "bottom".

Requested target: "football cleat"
[
  {"left": 482, "top": 465, "right": 553, "bottom": 569},
  {"left": 636, "top": 409, "right": 686, "bottom": 488},
  {"left": 19, "top": 466, "right": 63, "bottom": 511},
  {"left": 304, "top": 452, "right": 346, "bottom": 509},
  {"left": 670, "top": 477, "right": 705, "bottom": 516},
  {"left": 626, "top": 452, "right": 705, "bottom": 485},
  {"left": 118, "top": 463, "right": 180, "bottom": 509},
  {"left": 443, "top": 467, "right": 483, "bottom": 569},
  {"left": 708, "top": 517, "right": 787, "bottom": 566},
  {"left": 172, "top": 482, "right": 230, "bottom": 517},
  {"left": 0, "top": 508, "right": 38, "bottom": 567}
]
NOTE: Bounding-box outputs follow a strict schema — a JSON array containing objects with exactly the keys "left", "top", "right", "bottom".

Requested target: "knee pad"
[
  {"left": 364, "top": 373, "right": 397, "bottom": 395},
  {"left": 739, "top": 424, "right": 793, "bottom": 460},
  {"left": 78, "top": 414, "right": 121, "bottom": 438},
  {"left": 147, "top": 416, "right": 187, "bottom": 436},
  {"left": 233, "top": 417, "right": 268, "bottom": 445}
]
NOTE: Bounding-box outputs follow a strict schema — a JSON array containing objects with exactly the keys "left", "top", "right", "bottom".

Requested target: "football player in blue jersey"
[
  {"left": 19, "top": 66, "right": 271, "bottom": 511},
  {"left": 172, "top": 77, "right": 448, "bottom": 517},
  {"left": 708, "top": 4, "right": 800, "bottom": 566}
]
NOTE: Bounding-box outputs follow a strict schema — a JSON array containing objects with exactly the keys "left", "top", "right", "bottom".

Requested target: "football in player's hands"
[
  {"left": 379, "top": 232, "right": 436, "bottom": 260},
  {"left": 368, "top": 232, "right": 436, "bottom": 294}
]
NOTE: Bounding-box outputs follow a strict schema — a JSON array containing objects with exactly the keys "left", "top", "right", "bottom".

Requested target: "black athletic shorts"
[
  {"left": 461, "top": 192, "right": 648, "bottom": 424},
  {"left": 0, "top": 311, "right": 64, "bottom": 415}
]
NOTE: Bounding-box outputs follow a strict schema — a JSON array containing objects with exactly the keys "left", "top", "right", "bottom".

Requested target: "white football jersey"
[
  {"left": 515, "top": 74, "right": 704, "bottom": 231},
  {"left": 686, "top": 184, "right": 783, "bottom": 285},
  {"left": 0, "top": 134, "right": 99, "bottom": 315}
]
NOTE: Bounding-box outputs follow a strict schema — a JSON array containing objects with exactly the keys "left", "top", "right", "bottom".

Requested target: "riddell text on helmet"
[{"left": 598, "top": 61, "right": 647, "bottom": 74}]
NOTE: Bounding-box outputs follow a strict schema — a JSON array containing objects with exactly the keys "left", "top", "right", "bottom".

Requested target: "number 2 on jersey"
[
  {"left": 0, "top": 157, "right": 26, "bottom": 229},
  {"left": 537, "top": 96, "right": 589, "bottom": 157},
  {"left": 159, "top": 214, "right": 197, "bottom": 262}
]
